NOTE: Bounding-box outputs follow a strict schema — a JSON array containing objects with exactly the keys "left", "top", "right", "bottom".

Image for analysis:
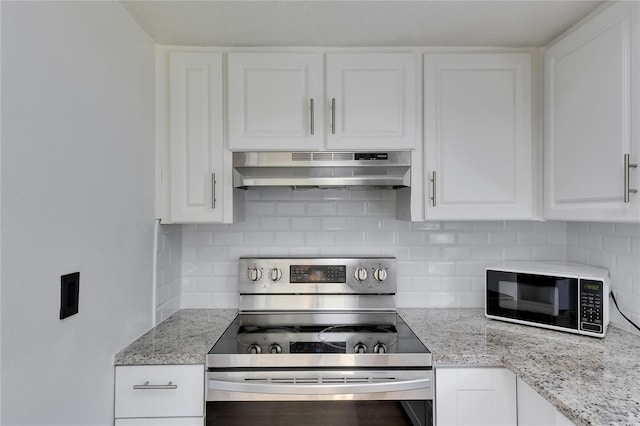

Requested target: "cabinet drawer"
[{"left": 115, "top": 365, "right": 204, "bottom": 418}]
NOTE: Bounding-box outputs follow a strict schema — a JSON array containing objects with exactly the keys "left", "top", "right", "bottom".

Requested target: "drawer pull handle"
[
  {"left": 624, "top": 154, "right": 637, "bottom": 203},
  {"left": 133, "top": 381, "right": 178, "bottom": 390}
]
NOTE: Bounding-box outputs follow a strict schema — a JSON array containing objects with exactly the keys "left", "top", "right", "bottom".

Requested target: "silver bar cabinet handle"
[
  {"left": 331, "top": 98, "right": 336, "bottom": 135},
  {"left": 133, "top": 381, "right": 178, "bottom": 390},
  {"left": 430, "top": 171, "right": 437, "bottom": 207},
  {"left": 211, "top": 173, "right": 217, "bottom": 209},
  {"left": 310, "top": 98, "right": 315, "bottom": 135},
  {"left": 624, "top": 154, "right": 637, "bottom": 203}
]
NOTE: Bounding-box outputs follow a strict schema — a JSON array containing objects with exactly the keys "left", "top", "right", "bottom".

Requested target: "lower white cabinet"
[
  {"left": 517, "top": 377, "right": 574, "bottom": 426},
  {"left": 435, "top": 367, "right": 517, "bottom": 426},
  {"left": 114, "top": 365, "right": 204, "bottom": 425}
]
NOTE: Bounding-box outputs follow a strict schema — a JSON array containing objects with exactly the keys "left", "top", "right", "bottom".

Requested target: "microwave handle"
[{"left": 208, "top": 377, "right": 430, "bottom": 395}]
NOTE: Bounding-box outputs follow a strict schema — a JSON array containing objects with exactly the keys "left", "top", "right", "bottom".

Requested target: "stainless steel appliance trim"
[
  {"left": 239, "top": 295, "right": 397, "bottom": 312},
  {"left": 206, "top": 353, "right": 432, "bottom": 369},
  {"left": 132, "top": 381, "right": 178, "bottom": 390},
  {"left": 625, "top": 153, "right": 637, "bottom": 202},
  {"left": 206, "top": 370, "right": 433, "bottom": 401}
]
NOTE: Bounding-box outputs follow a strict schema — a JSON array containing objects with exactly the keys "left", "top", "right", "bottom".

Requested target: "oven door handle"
[{"left": 208, "top": 377, "right": 431, "bottom": 395}]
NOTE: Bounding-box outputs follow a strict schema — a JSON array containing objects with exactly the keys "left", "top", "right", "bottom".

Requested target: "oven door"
[
  {"left": 206, "top": 369, "right": 433, "bottom": 426},
  {"left": 486, "top": 269, "right": 578, "bottom": 330}
]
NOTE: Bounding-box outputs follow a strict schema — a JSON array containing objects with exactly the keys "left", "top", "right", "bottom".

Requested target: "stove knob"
[
  {"left": 373, "top": 343, "right": 387, "bottom": 354},
  {"left": 354, "top": 267, "right": 368, "bottom": 282},
  {"left": 373, "top": 268, "right": 388, "bottom": 282},
  {"left": 248, "top": 344, "right": 262, "bottom": 354},
  {"left": 269, "top": 267, "right": 282, "bottom": 282},
  {"left": 354, "top": 343, "right": 367, "bottom": 354},
  {"left": 248, "top": 267, "right": 262, "bottom": 282},
  {"left": 268, "top": 343, "right": 282, "bottom": 354}
]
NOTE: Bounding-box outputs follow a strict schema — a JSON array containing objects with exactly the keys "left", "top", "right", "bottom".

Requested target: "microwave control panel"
[{"left": 580, "top": 279, "right": 604, "bottom": 333}]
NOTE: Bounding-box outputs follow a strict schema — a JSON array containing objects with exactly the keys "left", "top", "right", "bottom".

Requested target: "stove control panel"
[{"left": 238, "top": 257, "right": 396, "bottom": 294}]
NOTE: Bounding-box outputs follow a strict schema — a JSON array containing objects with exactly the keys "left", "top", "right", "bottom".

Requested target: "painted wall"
[
  {"left": 1, "top": 2, "right": 155, "bottom": 425},
  {"left": 567, "top": 222, "right": 640, "bottom": 336},
  {"left": 180, "top": 188, "right": 567, "bottom": 308}
]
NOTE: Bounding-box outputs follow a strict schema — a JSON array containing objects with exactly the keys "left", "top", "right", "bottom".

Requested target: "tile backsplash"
[
  {"left": 567, "top": 222, "right": 640, "bottom": 335},
  {"left": 178, "top": 188, "right": 568, "bottom": 310},
  {"left": 156, "top": 223, "right": 182, "bottom": 323}
]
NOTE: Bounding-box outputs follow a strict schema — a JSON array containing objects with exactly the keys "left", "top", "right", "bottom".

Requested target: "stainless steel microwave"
[{"left": 486, "top": 262, "right": 610, "bottom": 338}]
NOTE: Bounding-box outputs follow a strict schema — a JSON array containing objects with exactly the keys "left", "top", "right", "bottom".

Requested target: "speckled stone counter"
[
  {"left": 115, "top": 308, "right": 640, "bottom": 425},
  {"left": 114, "top": 309, "right": 237, "bottom": 365},
  {"left": 399, "top": 308, "right": 640, "bottom": 426}
]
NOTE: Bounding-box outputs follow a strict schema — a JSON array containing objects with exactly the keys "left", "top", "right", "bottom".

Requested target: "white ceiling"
[{"left": 120, "top": 0, "right": 604, "bottom": 48}]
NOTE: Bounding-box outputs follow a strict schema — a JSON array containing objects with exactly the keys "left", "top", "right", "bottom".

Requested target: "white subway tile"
[
  {"left": 578, "top": 232, "right": 603, "bottom": 250},
  {"left": 246, "top": 201, "right": 277, "bottom": 216},
  {"left": 195, "top": 246, "right": 226, "bottom": 261},
  {"left": 307, "top": 201, "right": 337, "bottom": 216},
  {"left": 547, "top": 231, "right": 567, "bottom": 246},
  {"left": 365, "top": 200, "right": 395, "bottom": 215},
  {"left": 410, "top": 247, "right": 441, "bottom": 260},
  {"left": 411, "top": 221, "right": 442, "bottom": 231},
  {"left": 517, "top": 232, "right": 548, "bottom": 246},
  {"left": 260, "top": 217, "right": 291, "bottom": 231},
  {"left": 488, "top": 232, "right": 517, "bottom": 245},
  {"left": 473, "top": 221, "right": 505, "bottom": 231},
  {"left": 502, "top": 247, "right": 533, "bottom": 261},
  {"left": 321, "top": 188, "right": 352, "bottom": 200},
  {"left": 532, "top": 221, "right": 566, "bottom": 232},
  {"left": 337, "top": 201, "right": 366, "bottom": 216},
  {"left": 350, "top": 189, "right": 382, "bottom": 200},
  {"left": 588, "top": 251, "right": 616, "bottom": 274},
  {"left": 260, "top": 187, "right": 293, "bottom": 200},
  {"left": 458, "top": 232, "right": 488, "bottom": 245},
  {"left": 335, "top": 232, "right": 366, "bottom": 246},
  {"left": 321, "top": 217, "right": 351, "bottom": 230},
  {"left": 504, "top": 221, "right": 534, "bottom": 231},
  {"left": 603, "top": 235, "right": 631, "bottom": 254},
  {"left": 456, "top": 292, "right": 484, "bottom": 308},
  {"left": 531, "top": 247, "right": 566, "bottom": 262},
  {"left": 428, "top": 232, "right": 456, "bottom": 245},
  {"left": 243, "top": 232, "right": 275, "bottom": 246},
  {"left": 589, "top": 222, "right": 616, "bottom": 234},
  {"left": 443, "top": 221, "right": 473, "bottom": 230},
  {"left": 290, "top": 217, "right": 322, "bottom": 230},
  {"left": 387, "top": 247, "right": 410, "bottom": 259},
  {"left": 614, "top": 222, "right": 640, "bottom": 237},
  {"left": 276, "top": 202, "right": 306, "bottom": 216},
  {"left": 442, "top": 277, "right": 472, "bottom": 291},
  {"left": 381, "top": 218, "right": 412, "bottom": 231},
  {"left": 442, "top": 247, "right": 472, "bottom": 261},
  {"left": 351, "top": 217, "right": 382, "bottom": 231},
  {"left": 632, "top": 237, "right": 640, "bottom": 256},
  {"left": 305, "top": 232, "right": 335, "bottom": 246},
  {"left": 471, "top": 247, "right": 502, "bottom": 261},
  {"left": 365, "top": 232, "right": 395, "bottom": 246},
  {"left": 291, "top": 247, "right": 322, "bottom": 256},
  {"left": 212, "top": 232, "right": 244, "bottom": 246},
  {"left": 182, "top": 247, "right": 196, "bottom": 261},
  {"left": 567, "top": 247, "right": 589, "bottom": 264},
  {"left": 456, "top": 261, "right": 487, "bottom": 276},
  {"left": 182, "top": 261, "right": 212, "bottom": 277},
  {"left": 397, "top": 231, "right": 425, "bottom": 246},
  {"left": 411, "top": 276, "right": 442, "bottom": 291},
  {"left": 274, "top": 232, "right": 305, "bottom": 246},
  {"left": 427, "top": 261, "right": 456, "bottom": 275},
  {"left": 396, "top": 261, "right": 426, "bottom": 276},
  {"left": 182, "top": 231, "right": 212, "bottom": 247},
  {"left": 210, "top": 261, "right": 238, "bottom": 277}
]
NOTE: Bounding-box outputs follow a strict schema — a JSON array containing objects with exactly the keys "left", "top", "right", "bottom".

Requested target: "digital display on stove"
[
  {"left": 290, "top": 341, "right": 346, "bottom": 353},
  {"left": 290, "top": 265, "right": 346, "bottom": 283}
]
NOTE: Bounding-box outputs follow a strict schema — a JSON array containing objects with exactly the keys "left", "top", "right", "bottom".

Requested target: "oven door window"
[{"left": 486, "top": 270, "right": 578, "bottom": 330}]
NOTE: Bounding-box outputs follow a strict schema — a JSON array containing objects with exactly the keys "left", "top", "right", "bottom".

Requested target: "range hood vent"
[{"left": 233, "top": 151, "right": 411, "bottom": 189}]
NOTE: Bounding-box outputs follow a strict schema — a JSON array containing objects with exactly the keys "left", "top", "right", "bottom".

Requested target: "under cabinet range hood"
[{"left": 233, "top": 151, "right": 411, "bottom": 189}]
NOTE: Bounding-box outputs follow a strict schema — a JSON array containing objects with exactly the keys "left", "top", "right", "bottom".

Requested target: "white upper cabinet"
[
  {"left": 424, "top": 53, "right": 533, "bottom": 220},
  {"left": 227, "top": 53, "right": 324, "bottom": 151},
  {"left": 326, "top": 53, "right": 419, "bottom": 150},
  {"left": 227, "top": 52, "right": 419, "bottom": 151},
  {"left": 162, "top": 51, "right": 234, "bottom": 223},
  {"left": 544, "top": 2, "right": 640, "bottom": 221}
]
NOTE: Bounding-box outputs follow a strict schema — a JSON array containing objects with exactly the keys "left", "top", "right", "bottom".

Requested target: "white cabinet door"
[
  {"left": 435, "top": 367, "right": 517, "bottom": 426},
  {"left": 326, "top": 53, "right": 419, "bottom": 150},
  {"left": 545, "top": 2, "right": 640, "bottom": 221},
  {"left": 227, "top": 52, "right": 324, "bottom": 151},
  {"left": 424, "top": 53, "right": 533, "bottom": 220},
  {"left": 167, "top": 51, "right": 228, "bottom": 223},
  {"left": 517, "top": 377, "right": 574, "bottom": 426}
]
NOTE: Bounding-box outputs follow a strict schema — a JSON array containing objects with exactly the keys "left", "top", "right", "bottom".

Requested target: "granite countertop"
[
  {"left": 115, "top": 308, "right": 640, "bottom": 425},
  {"left": 399, "top": 308, "right": 640, "bottom": 426},
  {"left": 114, "top": 309, "right": 237, "bottom": 365}
]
